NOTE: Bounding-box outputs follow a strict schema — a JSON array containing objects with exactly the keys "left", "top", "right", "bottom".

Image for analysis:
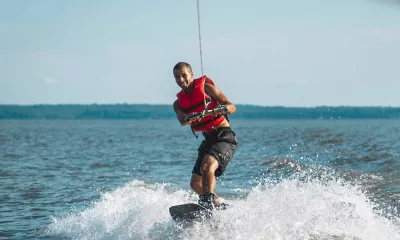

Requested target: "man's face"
[{"left": 173, "top": 66, "right": 193, "bottom": 90}]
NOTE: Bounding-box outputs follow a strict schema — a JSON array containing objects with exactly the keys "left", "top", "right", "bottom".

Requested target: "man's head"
[{"left": 173, "top": 62, "right": 194, "bottom": 91}]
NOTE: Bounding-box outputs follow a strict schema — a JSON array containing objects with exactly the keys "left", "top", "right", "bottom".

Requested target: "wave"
[{"left": 46, "top": 173, "right": 400, "bottom": 240}]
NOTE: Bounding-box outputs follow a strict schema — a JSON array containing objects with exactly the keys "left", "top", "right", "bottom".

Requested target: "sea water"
[{"left": 1, "top": 119, "right": 399, "bottom": 239}]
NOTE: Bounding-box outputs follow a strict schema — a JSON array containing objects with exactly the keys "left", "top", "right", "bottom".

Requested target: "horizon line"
[{"left": 1, "top": 103, "right": 400, "bottom": 108}]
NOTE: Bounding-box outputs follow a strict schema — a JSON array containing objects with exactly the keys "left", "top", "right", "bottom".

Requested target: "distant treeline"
[{"left": 0, "top": 104, "right": 399, "bottom": 119}]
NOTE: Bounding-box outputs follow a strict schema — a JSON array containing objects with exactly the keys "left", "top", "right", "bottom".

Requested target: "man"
[{"left": 172, "top": 62, "right": 238, "bottom": 210}]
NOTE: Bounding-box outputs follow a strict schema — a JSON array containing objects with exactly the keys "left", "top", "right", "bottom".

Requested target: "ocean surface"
[{"left": 1, "top": 119, "right": 399, "bottom": 240}]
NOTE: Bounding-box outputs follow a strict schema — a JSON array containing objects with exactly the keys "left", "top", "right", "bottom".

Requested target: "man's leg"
[
  {"left": 200, "top": 154, "right": 221, "bottom": 206},
  {"left": 190, "top": 173, "right": 203, "bottom": 195},
  {"left": 190, "top": 140, "right": 206, "bottom": 196},
  {"left": 200, "top": 154, "right": 219, "bottom": 193}
]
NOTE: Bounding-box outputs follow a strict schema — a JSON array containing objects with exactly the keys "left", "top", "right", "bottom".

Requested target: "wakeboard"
[{"left": 169, "top": 203, "right": 229, "bottom": 222}]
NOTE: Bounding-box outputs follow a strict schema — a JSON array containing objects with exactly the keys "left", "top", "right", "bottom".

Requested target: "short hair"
[{"left": 173, "top": 62, "right": 192, "bottom": 72}]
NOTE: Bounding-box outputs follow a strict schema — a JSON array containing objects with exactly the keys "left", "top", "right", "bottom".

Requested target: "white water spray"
[{"left": 47, "top": 177, "right": 400, "bottom": 240}]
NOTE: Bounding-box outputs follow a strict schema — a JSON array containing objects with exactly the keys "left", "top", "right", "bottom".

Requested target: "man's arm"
[
  {"left": 204, "top": 83, "right": 236, "bottom": 115},
  {"left": 173, "top": 100, "right": 190, "bottom": 126}
]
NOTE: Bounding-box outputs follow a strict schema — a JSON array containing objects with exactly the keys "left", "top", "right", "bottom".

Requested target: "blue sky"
[{"left": 1, "top": 0, "right": 399, "bottom": 107}]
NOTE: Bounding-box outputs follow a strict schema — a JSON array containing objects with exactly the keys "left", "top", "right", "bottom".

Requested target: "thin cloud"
[
  {"left": 44, "top": 77, "right": 57, "bottom": 84},
  {"left": 371, "top": 27, "right": 400, "bottom": 41}
]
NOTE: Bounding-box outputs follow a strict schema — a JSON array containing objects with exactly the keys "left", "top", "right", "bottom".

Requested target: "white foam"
[{"left": 47, "top": 178, "right": 400, "bottom": 240}]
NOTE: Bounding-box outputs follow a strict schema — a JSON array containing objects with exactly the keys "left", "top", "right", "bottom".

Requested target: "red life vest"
[{"left": 176, "top": 75, "right": 225, "bottom": 132}]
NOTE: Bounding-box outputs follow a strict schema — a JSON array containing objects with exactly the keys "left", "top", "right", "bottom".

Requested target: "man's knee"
[{"left": 200, "top": 155, "right": 219, "bottom": 175}]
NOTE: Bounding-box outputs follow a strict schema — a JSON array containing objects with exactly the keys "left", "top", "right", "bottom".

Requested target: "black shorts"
[{"left": 192, "top": 127, "right": 238, "bottom": 177}]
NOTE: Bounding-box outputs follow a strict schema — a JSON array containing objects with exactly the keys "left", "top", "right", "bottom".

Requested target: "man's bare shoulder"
[{"left": 204, "top": 82, "right": 218, "bottom": 92}]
